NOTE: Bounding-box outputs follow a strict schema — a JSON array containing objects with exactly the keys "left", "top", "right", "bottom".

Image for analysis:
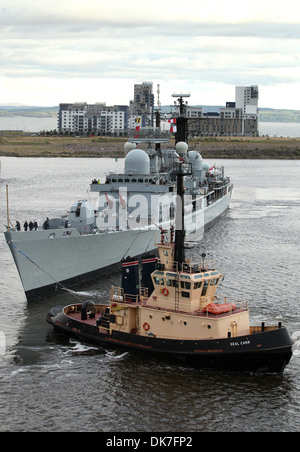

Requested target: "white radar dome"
[
  {"left": 188, "top": 151, "right": 202, "bottom": 171},
  {"left": 125, "top": 149, "right": 150, "bottom": 175},
  {"left": 124, "top": 142, "right": 136, "bottom": 154},
  {"left": 175, "top": 141, "right": 188, "bottom": 155}
]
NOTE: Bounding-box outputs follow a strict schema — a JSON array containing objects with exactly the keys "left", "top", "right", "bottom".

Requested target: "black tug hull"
[{"left": 47, "top": 307, "right": 293, "bottom": 373}]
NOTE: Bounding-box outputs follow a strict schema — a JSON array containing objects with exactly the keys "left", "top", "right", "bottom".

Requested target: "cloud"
[
  {"left": 1, "top": 0, "right": 300, "bottom": 108},
  {"left": 2, "top": 0, "right": 299, "bottom": 25}
]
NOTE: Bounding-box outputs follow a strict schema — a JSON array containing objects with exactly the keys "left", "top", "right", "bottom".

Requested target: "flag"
[
  {"left": 119, "top": 193, "right": 127, "bottom": 209},
  {"left": 168, "top": 118, "right": 176, "bottom": 124},
  {"left": 105, "top": 193, "right": 113, "bottom": 209},
  {"left": 170, "top": 125, "right": 177, "bottom": 133},
  {"left": 174, "top": 152, "right": 184, "bottom": 162},
  {"left": 209, "top": 165, "right": 215, "bottom": 173},
  {"left": 135, "top": 117, "right": 141, "bottom": 135}
]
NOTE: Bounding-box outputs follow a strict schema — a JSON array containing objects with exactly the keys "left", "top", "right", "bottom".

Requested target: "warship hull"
[
  {"left": 5, "top": 191, "right": 232, "bottom": 301},
  {"left": 47, "top": 305, "right": 293, "bottom": 373}
]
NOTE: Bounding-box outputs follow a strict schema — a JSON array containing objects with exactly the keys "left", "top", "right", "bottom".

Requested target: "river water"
[{"left": 0, "top": 157, "right": 299, "bottom": 432}]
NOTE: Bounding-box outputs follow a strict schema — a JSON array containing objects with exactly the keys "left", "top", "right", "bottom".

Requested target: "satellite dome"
[
  {"left": 175, "top": 141, "right": 188, "bottom": 155},
  {"left": 188, "top": 151, "right": 202, "bottom": 171},
  {"left": 125, "top": 149, "right": 150, "bottom": 175},
  {"left": 124, "top": 142, "right": 136, "bottom": 154}
]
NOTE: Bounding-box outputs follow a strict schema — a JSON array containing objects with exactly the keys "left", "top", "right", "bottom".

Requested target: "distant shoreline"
[
  {"left": 1, "top": 105, "right": 300, "bottom": 123},
  {"left": 0, "top": 136, "right": 300, "bottom": 159}
]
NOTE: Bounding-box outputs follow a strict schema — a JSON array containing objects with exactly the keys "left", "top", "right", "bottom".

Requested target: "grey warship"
[{"left": 4, "top": 94, "right": 233, "bottom": 301}]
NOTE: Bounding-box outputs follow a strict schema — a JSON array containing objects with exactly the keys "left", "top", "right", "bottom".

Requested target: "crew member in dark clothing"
[
  {"left": 34, "top": 220, "right": 38, "bottom": 230},
  {"left": 43, "top": 218, "right": 50, "bottom": 230},
  {"left": 29, "top": 221, "right": 34, "bottom": 231},
  {"left": 16, "top": 221, "right": 21, "bottom": 231},
  {"left": 24, "top": 221, "right": 28, "bottom": 231}
]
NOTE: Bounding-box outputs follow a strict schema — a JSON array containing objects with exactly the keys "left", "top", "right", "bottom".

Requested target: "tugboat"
[{"left": 47, "top": 162, "right": 293, "bottom": 373}]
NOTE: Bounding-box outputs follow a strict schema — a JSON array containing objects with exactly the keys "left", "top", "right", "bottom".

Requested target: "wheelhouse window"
[
  {"left": 193, "top": 281, "right": 202, "bottom": 290},
  {"left": 154, "top": 276, "right": 164, "bottom": 285},
  {"left": 180, "top": 281, "right": 191, "bottom": 289},
  {"left": 201, "top": 280, "right": 209, "bottom": 296},
  {"left": 210, "top": 278, "right": 219, "bottom": 286}
]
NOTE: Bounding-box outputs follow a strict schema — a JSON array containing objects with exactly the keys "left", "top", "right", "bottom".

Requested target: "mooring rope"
[{"left": 8, "top": 240, "right": 84, "bottom": 303}]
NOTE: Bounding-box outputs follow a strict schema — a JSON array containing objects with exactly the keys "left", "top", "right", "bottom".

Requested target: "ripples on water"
[{"left": 0, "top": 157, "right": 299, "bottom": 432}]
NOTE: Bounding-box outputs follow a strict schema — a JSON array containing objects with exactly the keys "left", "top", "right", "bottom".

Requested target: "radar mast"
[{"left": 171, "top": 93, "right": 190, "bottom": 144}]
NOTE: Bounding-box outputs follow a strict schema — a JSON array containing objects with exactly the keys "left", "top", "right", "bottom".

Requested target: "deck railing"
[
  {"left": 109, "top": 286, "right": 248, "bottom": 315},
  {"left": 154, "top": 256, "right": 217, "bottom": 275}
]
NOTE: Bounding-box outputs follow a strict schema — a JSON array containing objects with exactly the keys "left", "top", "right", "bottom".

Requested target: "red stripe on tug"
[
  {"left": 142, "top": 258, "right": 158, "bottom": 264},
  {"left": 203, "top": 303, "right": 237, "bottom": 315},
  {"left": 122, "top": 261, "right": 139, "bottom": 267}
]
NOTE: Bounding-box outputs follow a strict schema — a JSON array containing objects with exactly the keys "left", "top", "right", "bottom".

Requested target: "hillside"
[
  {"left": 258, "top": 108, "right": 300, "bottom": 123},
  {"left": 0, "top": 106, "right": 57, "bottom": 117}
]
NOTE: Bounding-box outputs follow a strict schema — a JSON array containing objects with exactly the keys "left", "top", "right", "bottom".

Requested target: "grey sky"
[{"left": 1, "top": 0, "right": 299, "bottom": 108}]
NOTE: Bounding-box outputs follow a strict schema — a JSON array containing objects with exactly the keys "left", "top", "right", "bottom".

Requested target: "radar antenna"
[
  {"left": 171, "top": 93, "right": 190, "bottom": 116},
  {"left": 171, "top": 93, "right": 190, "bottom": 143}
]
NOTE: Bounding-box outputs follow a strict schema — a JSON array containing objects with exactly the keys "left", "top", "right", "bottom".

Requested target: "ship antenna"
[
  {"left": 174, "top": 161, "right": 192, "bottom": 269},
  {"left": 171, "top": 93, "right": 190, "bottom": 144},
  {"left": 171, "top": 91, "right": 191, "bottom": 269},
  {"left": 157, "top": 84, "right": 161, "bottom": 112},
  {"left": 201, "top": 252, "right": 206, "bottom": 270},
  {"left": 6, "top": 185, "right": 10, "bottom": 232},
  {"left": 155, "top": 85, "right": 162, "bottom": 156}
]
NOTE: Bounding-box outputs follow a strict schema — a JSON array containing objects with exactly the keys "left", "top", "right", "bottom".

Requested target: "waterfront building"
[
  {"left": 186, "top": 86, "right": 259, "bottom": 137},
  {"left": 58, "top": 102, "right": 129, "bottom": 136},
  {"left": 58, "top": 84, "right": 259, "bottom": 137},
  {"left": 235, "top": 85, "right": 259, "bottom": 136},
  {"left": 129, "top": 82, "right": 155, "bottom": 128}
]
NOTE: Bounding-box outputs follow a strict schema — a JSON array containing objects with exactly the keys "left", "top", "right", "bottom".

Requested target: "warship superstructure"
[{"left": 5, "top": 95, "right": 233, "bottom": 301}]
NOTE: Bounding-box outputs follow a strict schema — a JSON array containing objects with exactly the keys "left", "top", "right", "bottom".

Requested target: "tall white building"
[
  {"left": 129, "top": 82, "right": 154, "bottom": 127},
  {"left": 235, "top": 86, "right": 259, "bottom": 135},
  {"left": 235, "top": 85, "right": 259, "bottom": 114}
]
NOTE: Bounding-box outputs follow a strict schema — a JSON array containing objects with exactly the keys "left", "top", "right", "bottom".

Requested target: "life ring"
[
  {"left": 162, "top": 288, "right": 169, "bottom": 296},
  {"left": 143, "top": 322, "right": 150, "bottom": 331}
]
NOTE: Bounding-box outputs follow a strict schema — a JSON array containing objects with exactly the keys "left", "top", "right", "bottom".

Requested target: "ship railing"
[
  {"left": 155, "top": 257, "right": 217, "bottom": 274},
  {"left": 193, "top": 297, "right": 249, "bottom": 317},
  {"left": 182, "top": 258, "right": 217, "bottom": 274},
  {"left": 110, "top": 286, "right": 149, "bottom": 306},
  {"left": 148, "top": 296, "right": 248, "bottom": 315},
  {"left": 127, "top": 129, "right": 171, "bottom": 139},
  {"left": 109, "top": 287, "right": 248, "bottom": 315},
  {"left": 218, "top": 296, "right": 249, "bottom": 311}
]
